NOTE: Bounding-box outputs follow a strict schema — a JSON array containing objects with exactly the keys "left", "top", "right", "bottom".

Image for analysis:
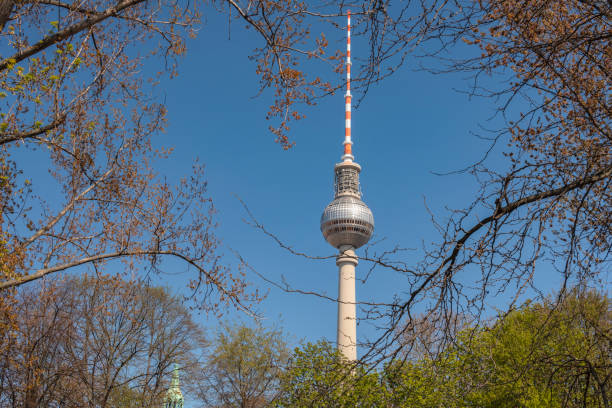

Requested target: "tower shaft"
[{"left": 337, "top": 245, "right": 357, "bottom": 361}]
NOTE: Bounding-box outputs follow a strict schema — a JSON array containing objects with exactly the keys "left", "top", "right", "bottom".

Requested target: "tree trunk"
[{"left": 0, "top": 0, "right": 13, "bottom": 32}]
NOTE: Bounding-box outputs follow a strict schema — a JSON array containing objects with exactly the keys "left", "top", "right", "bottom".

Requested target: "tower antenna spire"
[{"left": 342, "top": 10, "right": 354, "bottom": 162}]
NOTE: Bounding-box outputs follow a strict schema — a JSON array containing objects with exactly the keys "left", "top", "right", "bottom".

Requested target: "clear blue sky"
[{"left": 147, "top": 7, "right": 534, "bottom": 352}]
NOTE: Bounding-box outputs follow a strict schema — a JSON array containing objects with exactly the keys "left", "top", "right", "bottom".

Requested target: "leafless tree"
[
  {"left": 190, "top": 323, "right": 289, "bottom": 408},
  {"left": 0, "top": 276, "right": 206, "bottom": 408}
]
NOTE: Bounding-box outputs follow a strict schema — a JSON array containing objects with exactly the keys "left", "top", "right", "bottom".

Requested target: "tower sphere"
[{"left": 321, "top": 195, "right": 374, "bottom": 249}]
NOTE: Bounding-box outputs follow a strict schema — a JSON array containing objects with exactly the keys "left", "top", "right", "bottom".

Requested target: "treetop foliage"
[{"left": 278, "top": 290, "right": 611, "bottom": 408}]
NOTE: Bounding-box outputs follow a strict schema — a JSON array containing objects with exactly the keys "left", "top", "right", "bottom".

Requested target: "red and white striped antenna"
[{"left": 342, "top": 10, "right": 354, "bottom": 162}]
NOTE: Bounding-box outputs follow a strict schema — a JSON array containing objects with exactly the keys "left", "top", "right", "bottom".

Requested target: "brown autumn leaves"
[{"left": 0, "top": 0, "right": 609, "bottom": 368}]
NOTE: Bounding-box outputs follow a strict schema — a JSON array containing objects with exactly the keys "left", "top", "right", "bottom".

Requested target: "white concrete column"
[{"left": 336, "top": 245, "right": 358, "bottom": 361}]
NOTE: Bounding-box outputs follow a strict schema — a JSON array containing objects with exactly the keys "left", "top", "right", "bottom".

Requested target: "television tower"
[{"left": 320, "top": 10, "right": 374, "bottom": 362}]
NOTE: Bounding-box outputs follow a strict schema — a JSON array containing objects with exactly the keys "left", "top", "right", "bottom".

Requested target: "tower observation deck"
[
  {"left": 321, "top": 162, "right": 374, "bottom": 249},
  {"left": 320, "top": 11, "right": 374, "bottom": 361}
]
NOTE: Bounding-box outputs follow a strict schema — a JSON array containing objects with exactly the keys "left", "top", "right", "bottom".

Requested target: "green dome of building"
[{"left": 164, "top": 364, "right": 184, "bottom": 408}]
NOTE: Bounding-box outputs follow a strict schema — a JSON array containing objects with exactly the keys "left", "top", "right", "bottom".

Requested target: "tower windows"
[{"left": 335, "top": 166, "right": 360, "bottom": 197}]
